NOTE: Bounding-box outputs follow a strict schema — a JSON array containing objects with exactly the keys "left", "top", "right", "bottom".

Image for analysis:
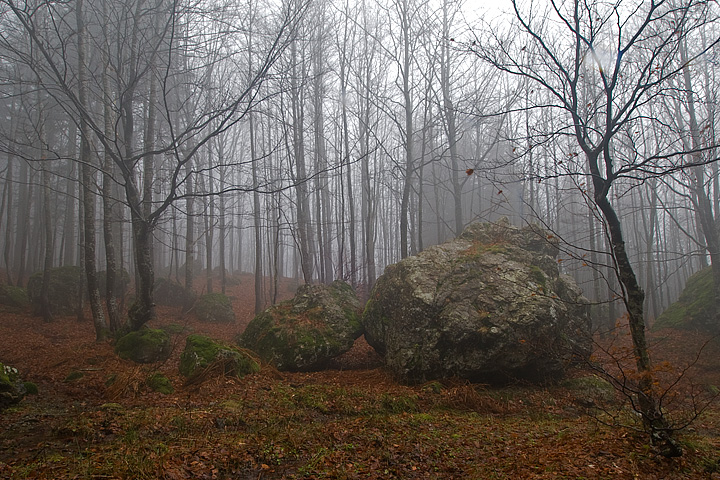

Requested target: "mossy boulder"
[
  {"left": 179, "top": 334, "right": 259, "bottom": 379},
  {"left": 115, "top": 329, "right": 171, "bottom": 364},
  {"left": 563, "top": 375, "right": 616, "bottom": 407},
  {"left": 195, "top": 293, "right": 235, "bottom": 323},
  {"left": 146, "top": 373, "right": 174, "bottom": 394},
  {"left": 26, "top": 265, "right": 83, "bottom": 316},
  {"left": 97, "top": 269, "right": 131, "bottom": 298},
  {"left": 363, "top": 219, "right": 591, "bottom": 385},
  {"left": 0, "top": 362, "right": 27, "bottom": 410},
  {"left": 239, "top": 281, "right": 364, "bottom": 371},
  {"left": 153, "top": 278, "right": 197, "bottom": 309},
  {"left": 655, "top": 267, "right": 718, "bottom": 332},
  {"left": 0, "top": 284, "right": 29, "bottom": 310}
]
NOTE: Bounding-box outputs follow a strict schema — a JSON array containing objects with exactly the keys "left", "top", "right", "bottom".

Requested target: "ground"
[{"left": 1, "top": 273, "right": 719, "bottom": 479}]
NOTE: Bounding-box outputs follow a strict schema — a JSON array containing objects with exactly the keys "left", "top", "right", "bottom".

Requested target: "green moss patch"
[
  {"left": 115, "top": 329, "right": 171, "bottom": 364},
  {"left": 195, "top": 293, "right": 236, "bottom": 323},
  {"left": 0, "top": 285, "right": 29, "bottom": 310},
  {"left": 64, "top": 371, "right": 85, "bottom": 382},
  {"left": 562, "top": 375, "right": 616, "bottom": 406},
  {"left": 1, "top": 362, "right": 26, "bottom": 410},
  {"left": 22, "top": 382, "right": 38, "bottom": 395},
  {"left": 147, "top": 373, "right": 174, "bottom": 395},
  {"left": 179, "top": 334, "right": 259, "bottom": 379},
  {"left": 239, "top": 281, "right": 364, "bottom": 371},
  {"left": 655, "top": 267, "right": 717, "bottom": 332}
]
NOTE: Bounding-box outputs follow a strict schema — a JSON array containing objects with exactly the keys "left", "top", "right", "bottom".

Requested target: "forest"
[{"left": 1, "top": 0, "right": 720, "bottom": 477}]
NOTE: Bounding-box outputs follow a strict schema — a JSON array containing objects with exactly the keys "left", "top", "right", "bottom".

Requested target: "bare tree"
[{"left": 475, "top": 0, "right": 718, "bottom": 456}]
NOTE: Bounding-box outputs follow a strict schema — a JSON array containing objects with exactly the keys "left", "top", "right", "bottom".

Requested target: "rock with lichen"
[
  {"left": 239, "top": 281, "right": 364, "bottom": 371},
  {"left": 363, "top": 219, "right": 591, "bottom": 385}
]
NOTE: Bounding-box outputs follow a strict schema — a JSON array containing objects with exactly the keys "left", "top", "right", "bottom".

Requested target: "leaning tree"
[{"left": 474, "top": 0, "right": 719, "bottom": 456}]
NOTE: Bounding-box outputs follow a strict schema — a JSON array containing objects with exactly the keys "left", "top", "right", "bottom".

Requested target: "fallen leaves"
[{"left": 0, "top": 277, "right": 719, "bottom": 479}]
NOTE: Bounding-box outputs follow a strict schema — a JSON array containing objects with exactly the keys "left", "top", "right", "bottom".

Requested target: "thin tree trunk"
[
  {"left": 102, "top": 0, "right": 120, "bottom": 332},
  {"left": 78, "top": 0, "right": 107, "bottom": 340},
  {"left": 38, "top": 102, "right": 54, "bottom": 323}
]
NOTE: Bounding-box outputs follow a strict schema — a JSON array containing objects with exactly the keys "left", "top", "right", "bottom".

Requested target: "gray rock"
[
  {"left": 363, "top": 219, "right": 591, "bottom": 384},
  {"left": 239, "top": 281, "right": 364, "bottom": 371}
]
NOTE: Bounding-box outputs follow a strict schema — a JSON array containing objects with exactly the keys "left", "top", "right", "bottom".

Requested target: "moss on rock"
[
  {"left": 363, "top": 220, "right": 591, "bottom": 385},
  {"left": 195, "top": 293, "right": 235, "bottom": 323},
  {"left": 0, "top": 285, "right": 30, "bottom": 310},
  {"left": 179, "top": 334, "right": 259, "bottom": 379},
  {"left": 115, "top": 329, "right": 171, "bottom": 364},
  {"left": 23, "top": 382, "right": 38, "bottom": 395},
  {"left": 1, "top": 362, "right": 26, "bottom": 410},
  {"left": 153, "top": 278, "right": 197, "bottom": 309},
  {"left": 27, "top": 266, "right": 83, "bottom": 316},
  {"left": 239, "top": 281, "right": 364, "bottom": 371},
  {"left": 147, "top": 373, "right": 174, "bottom": 394},
  {"left": 655, "top": 267, "right": 717, "bottom": 332}
]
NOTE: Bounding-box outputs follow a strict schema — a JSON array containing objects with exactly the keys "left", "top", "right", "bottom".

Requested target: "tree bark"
[
  {"left": 78, "top": 0, "right": 107, "bottom": 340},
  {"left": 102, "top": 0, "right": 120, "bottom": 332}
]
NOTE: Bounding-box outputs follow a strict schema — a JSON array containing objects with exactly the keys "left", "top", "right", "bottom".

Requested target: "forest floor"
[{"left": 1, "top": 274, "right": 720, "bottom": 479}]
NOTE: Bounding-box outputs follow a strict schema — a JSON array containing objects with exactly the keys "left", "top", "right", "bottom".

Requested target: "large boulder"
[
  {"left": 239, "top": 281, "right": 364, "bottom": 371},
  {"left": 195, "top": 293, "right": 235, "bottom": 323},
  {"left": 0, "top": 284, "right": 29, "bottom": 310},
  {"left": 27, "top": 266, "right": 83, "bottom": 316},
  {"left": 153, "top": 278, "right": 197, "bottom": 309},
  {"left": 179, "top": 334, "right": 259, "bottom": 379},
  {"left": 115, "top": 329, "right": 171, "bottom": 363},
  {"left": 654, "top": 267, "right": 717, "bottom": 332},
  {"left": 363, "top": 219, "right": 591, "bottom": 384},
  {"left": 0, "top": 362, "right": 26, "bottom": 410},
  {"left": 97, "top": 269, "right": 131, "bottom": 298}
]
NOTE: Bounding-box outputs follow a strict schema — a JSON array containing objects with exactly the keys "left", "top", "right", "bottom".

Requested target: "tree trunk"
[
  {"left": 185, "top": 161, "right": 195, "bottom": 293},
  {"left": 3, "top": 145, "right": 14, "bottom": 285},
  {"left": 38, "top": 107, "right": 54, "bottom": 323},
  {"left": 78, "top": 0, "right": 107, "bottom": 340},
  {"left": 15, "top": 160, "right": 31, "bottom": 288},
  {"left": 251, "top": 112, "right": 264, "bottom": 314},
  {"left": 290, "top": 39, "right": 314, "bottom": 285},
  {"left": 441, "top": 0, "right": 462, "bottom": 236},
  {"left": 590, "top": 150, "right": 679, "bottom": 456},
  {"left": 102, "top": 0, "right": 120, "bottom": 332},
  {"left": 399, "top": 0, "right": 413, "bottom": 259},
  {"left": 128, "top": 213, "right": 155, "bottom": 330}
]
